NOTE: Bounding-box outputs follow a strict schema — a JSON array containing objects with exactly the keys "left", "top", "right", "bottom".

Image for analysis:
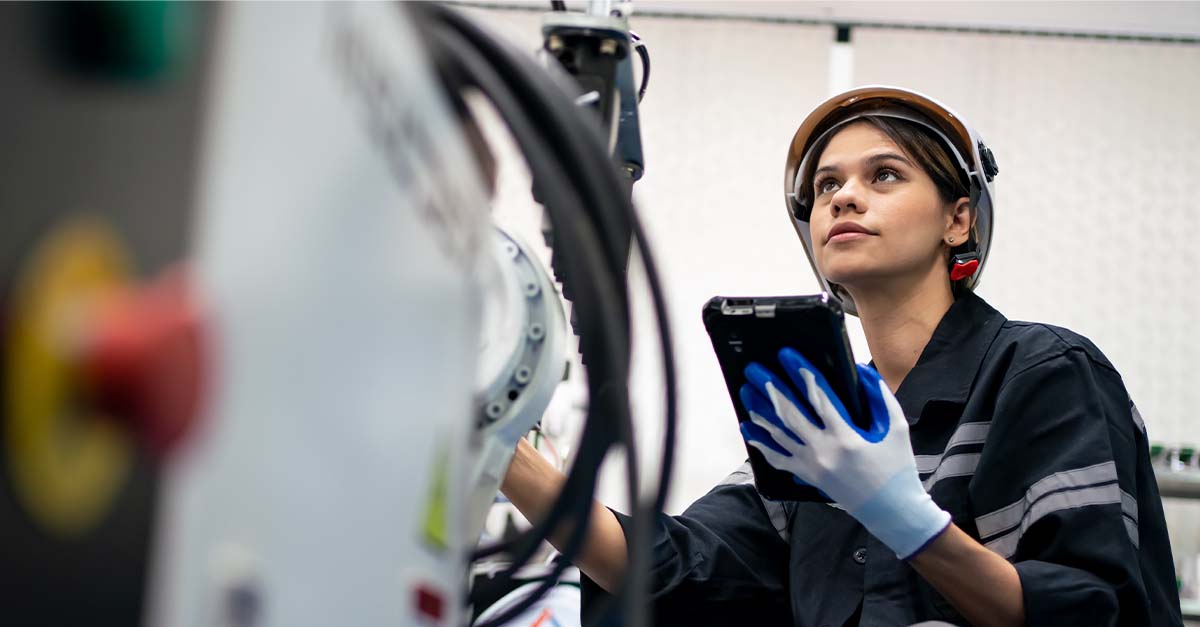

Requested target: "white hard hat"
[{"left": 783, "top": 86, "right": 998, "bottom": 316}]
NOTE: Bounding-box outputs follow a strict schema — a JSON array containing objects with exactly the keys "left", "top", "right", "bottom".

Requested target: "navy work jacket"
[{"left": 582, "top": 292, "right": 1181, "bottom": 626}]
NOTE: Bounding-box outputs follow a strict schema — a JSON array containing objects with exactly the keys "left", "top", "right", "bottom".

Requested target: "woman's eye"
[
  {"left": 875, "top": 169, "right": 900, "bottom": 183},
  {"left": 816, "top": 179, "right": 840, "bottom": 194}
]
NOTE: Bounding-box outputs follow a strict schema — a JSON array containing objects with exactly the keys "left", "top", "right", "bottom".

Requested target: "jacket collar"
[{"left": 892, "top": 291, "right": 1006, "bottom": 423}]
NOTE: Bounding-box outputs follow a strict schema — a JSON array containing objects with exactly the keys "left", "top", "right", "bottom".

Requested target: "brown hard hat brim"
[{"left": 784, "top": 86, "right": 975, "bottom": 202}]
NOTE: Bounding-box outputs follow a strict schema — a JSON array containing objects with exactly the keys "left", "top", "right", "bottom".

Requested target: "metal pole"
[{"left": 586, "top": 0, "right": 615, "bottom": 17}]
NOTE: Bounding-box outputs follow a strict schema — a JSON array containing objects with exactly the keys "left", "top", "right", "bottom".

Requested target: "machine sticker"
[{"left": 420, "top": 442, "right": 451, "bottom": 552}]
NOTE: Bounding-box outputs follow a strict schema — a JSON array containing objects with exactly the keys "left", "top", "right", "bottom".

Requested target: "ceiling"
[{"left": 477, "top": 1, "right": 1200, "bottom": 39}]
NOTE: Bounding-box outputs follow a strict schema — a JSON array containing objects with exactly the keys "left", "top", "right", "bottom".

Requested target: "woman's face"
[{"left": 807, "top": 122, "right": 958, "bottom": 292}]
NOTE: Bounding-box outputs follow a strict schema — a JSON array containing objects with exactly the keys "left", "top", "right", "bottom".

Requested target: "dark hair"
[{"left": 799, "top": 115, "right": 975, "bottom": 294}]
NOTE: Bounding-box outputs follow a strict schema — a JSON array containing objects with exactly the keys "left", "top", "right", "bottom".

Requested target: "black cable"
[
  {"left": 415, "top": 2, "right": 631, "bottom": 578},
  {"left": 440, "top": 8, "right": 634, "bottom": 308},
  {"left": 426, "top": 3, "right": 639, "bottom": 437},
  {"left": 451, "top": 13, "right": 660, "bottom": 623},
  {"left": 430, "top": 25, "right": 633, "bottom": 627},
  {"left": 630, "top": 31, "right": 650, "bottom": 103},
  {"left": 414, "top": 4, "right": 678, "bottom": 626},
  {"left": 417, "top": 15, "right": 634, "bottom": 627},
  {"left": 426, "top": 20, "right": 621, "bottom": 551},
  {"left": 586, "top": 190, "right": 679, "bottom": 627},
  {"left": 437, "top": 9, "right": 674, "bottom": 627},
  {"left": 472, "top": 553, "right": 575, "bottom": 624},
  {"left": 474, "top": 466, "right": 603, "bottom": 627}
]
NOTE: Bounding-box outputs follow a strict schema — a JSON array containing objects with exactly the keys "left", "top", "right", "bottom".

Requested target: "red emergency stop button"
[{"left": 79, "top": 266, "right": 207, "bottom": 457}]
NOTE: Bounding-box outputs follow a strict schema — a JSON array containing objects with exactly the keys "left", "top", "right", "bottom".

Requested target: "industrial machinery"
[{"left": 0, "top": 2, "right": 672, "bottom": 627}]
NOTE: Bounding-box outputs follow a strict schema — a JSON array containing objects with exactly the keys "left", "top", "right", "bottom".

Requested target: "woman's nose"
[{"left": 830, "top": 177, "right": 865, "bottom": 215}]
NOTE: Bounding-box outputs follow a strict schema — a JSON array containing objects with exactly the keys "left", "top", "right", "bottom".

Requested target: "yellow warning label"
[{"left": 420, "top": 443, "right": 450, "bottom": 552}]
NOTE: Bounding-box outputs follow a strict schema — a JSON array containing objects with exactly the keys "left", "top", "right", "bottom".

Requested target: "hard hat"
[{"left": 783, "top": 86, "right": 998, "bottom": 316}]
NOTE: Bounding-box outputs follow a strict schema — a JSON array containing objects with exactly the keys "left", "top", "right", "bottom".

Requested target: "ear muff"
[
  {"left": 950, "top": 251, "right": 980, "bottom": 281},
  {"left": 787, "top": 191, "right": 808, "bottom": 222}
]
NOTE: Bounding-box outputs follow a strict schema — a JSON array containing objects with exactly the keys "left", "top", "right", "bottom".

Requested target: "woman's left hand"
[{"left": 738, "top": 348, "right": 950, "bottom": 559}]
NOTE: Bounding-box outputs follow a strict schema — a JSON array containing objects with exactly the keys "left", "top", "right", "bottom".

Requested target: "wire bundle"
[{"left": 407, "top": 3, "right": 678, "bottom": 627}]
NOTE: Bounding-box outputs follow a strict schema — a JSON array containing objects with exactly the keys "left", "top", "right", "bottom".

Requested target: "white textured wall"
[
  {"left": 853, "top": 27, "right": 1200, "bottom": 447},
  {"left": 460, "top": 6, "right": 1200, "bottom": 517}
]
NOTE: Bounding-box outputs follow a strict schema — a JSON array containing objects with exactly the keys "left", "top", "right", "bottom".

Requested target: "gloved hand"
[{"left": 738, "top": 348, "right": 950, "bottom": 559}]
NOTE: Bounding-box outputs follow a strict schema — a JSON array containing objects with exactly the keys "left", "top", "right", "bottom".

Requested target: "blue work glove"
[{"left": 738, "top": 349, "right": 951, "bottom": 559}]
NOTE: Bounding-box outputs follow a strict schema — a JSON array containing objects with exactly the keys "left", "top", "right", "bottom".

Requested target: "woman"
[{"left": 501, "top": 86, "right": 1181, "bottom": 626}]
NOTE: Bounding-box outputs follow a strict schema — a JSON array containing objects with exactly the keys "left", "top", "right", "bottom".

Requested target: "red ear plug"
[{"left": 950, "top": 258, "right": 980, "bottom": 281}]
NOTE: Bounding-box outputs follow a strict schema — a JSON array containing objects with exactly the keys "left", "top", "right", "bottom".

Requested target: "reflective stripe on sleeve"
[
  {"left": 921, "top": 453, "right": 981, "bottom": 492},
  {"left": 979, "top": 478, "right": 1138, "bottom": 559},
  {"left": 975, "top": 461, "right": 1118, "bottom": 539},
  {"left": 1120, "top": 488, "right": 1138, "bottom": 523},
  {"left": 915, "top": 421, "right": 990, "bottom": 475},
  {"left": 975, "top": 461, "right": 1142, "bottom": 558}
]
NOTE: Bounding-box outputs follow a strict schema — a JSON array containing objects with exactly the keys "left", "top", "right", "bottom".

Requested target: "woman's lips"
[
  {"left": 825, "top": 222, "right": 876, "bottom": 244},
  {"left": 828, "top": 231, "right": 874, "bottom": 244}
]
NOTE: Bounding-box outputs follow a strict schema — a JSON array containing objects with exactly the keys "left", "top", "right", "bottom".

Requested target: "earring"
[{"left": 948, "top": 237, "right": 956, "bottom": 244}]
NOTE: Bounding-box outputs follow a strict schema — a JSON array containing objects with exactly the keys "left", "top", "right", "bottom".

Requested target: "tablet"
[{"left": 702, "top": 294, "right": 862, "bottom": 502}]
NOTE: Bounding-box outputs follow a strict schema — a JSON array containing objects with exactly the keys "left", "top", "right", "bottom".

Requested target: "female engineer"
[{"left": 500, "top": 86, "right": 1181, "bottom": 626}]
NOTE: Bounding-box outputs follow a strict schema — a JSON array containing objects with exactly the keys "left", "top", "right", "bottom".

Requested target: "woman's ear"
[{"left": 945, "top": 197, "right": 972, "bottom": 246}]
